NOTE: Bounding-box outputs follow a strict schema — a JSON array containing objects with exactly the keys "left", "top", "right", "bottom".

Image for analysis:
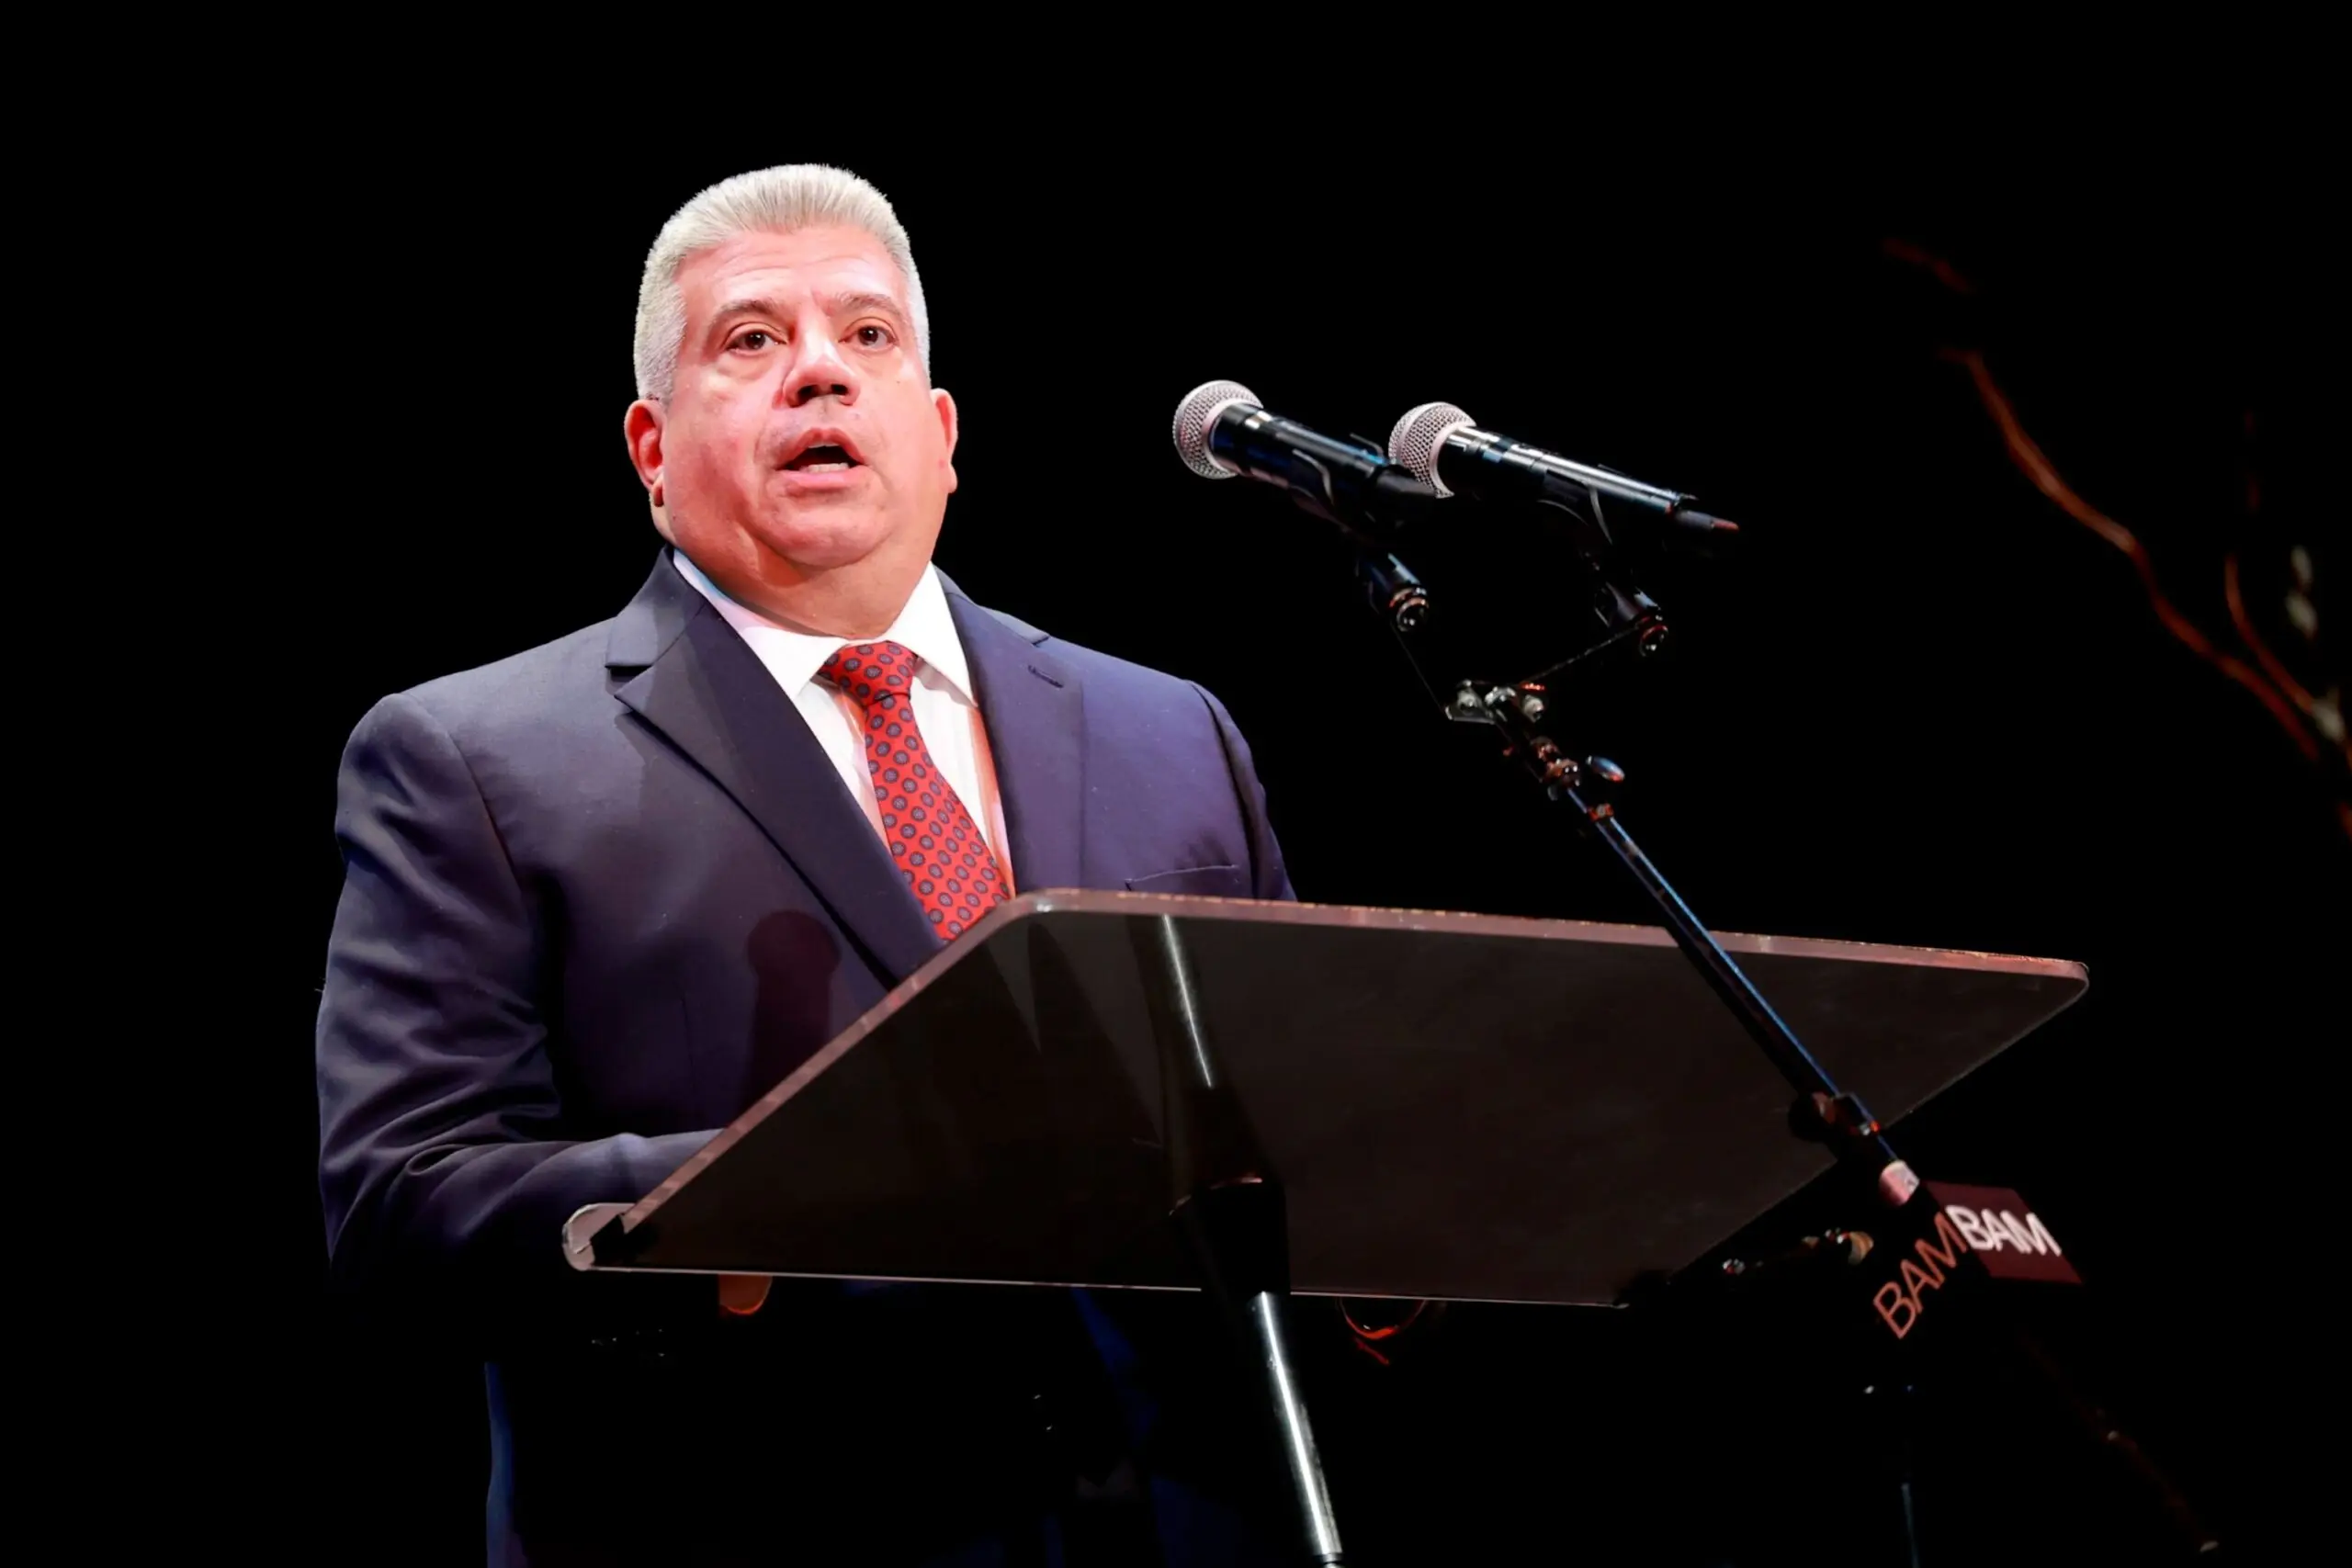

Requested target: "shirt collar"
[{"left": 670, "top": 548, "right": 975, "bottom": 705}]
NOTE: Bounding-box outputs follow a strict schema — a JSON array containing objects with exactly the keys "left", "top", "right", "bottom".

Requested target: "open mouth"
[{"left": 782, "top": 443, "right": 861, "bottom": 474}]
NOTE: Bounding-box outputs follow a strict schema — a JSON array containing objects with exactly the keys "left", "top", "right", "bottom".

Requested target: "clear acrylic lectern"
[{"left": 564, "top": 890, "right": 2086, "bottom": 1563}]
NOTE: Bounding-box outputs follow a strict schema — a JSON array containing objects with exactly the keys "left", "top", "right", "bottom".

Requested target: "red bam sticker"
[
  {"left": 1924, "top": 1182, "right": 2082, "bottom": 1285},
  {"left": 1870, "top": 1182, "right": 2082, "bottom": 1340}
]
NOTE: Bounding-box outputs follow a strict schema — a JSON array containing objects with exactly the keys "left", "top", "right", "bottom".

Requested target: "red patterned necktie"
[{"left": 819, "top": 639, "right": 1010, "bottom": 942}]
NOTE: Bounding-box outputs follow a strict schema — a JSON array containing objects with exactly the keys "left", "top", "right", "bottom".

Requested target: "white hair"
[{"left": 631, "top": 164, "right": 931, "bottom": 401}]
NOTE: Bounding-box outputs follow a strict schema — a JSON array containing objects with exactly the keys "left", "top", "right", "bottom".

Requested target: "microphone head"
[
  {"left": 1171, "top": 379, "right": 1261, "bottom": 479},
  {"left": 1386, "top": 402, "right": 1479, "bottom": 497}
]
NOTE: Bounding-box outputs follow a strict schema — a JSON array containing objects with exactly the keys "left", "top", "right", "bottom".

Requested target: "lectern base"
[{"left": 1249, "top": 1289, "right": 1344, "bottom": 1565}]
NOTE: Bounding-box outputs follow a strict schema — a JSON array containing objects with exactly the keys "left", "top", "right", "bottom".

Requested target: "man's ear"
[
  {"left": 625, "top": 400, "right": 669, "bottom": 517},
  {"left": 933, "top": 387, "right": 959, "bottom": 496}
]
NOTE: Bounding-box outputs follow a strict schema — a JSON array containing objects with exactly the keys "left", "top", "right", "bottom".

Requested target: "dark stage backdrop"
[{"left": 246, "top": 139, "right": 2337, "bottom": 1563}]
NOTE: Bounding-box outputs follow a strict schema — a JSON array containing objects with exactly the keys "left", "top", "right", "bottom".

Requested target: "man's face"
[{"left": 628, "top": 225, "right": 956, "bottom": 604}]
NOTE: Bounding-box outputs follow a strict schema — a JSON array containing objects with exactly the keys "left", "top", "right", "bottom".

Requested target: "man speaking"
[{"left": 317, "top": 165, "right": 1294, "bottom": 1564}]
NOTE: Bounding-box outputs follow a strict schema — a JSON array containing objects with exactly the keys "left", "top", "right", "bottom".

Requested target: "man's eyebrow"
[
  {"left": 707, "top": 296, "right": 783, "bottom": 332},
  {"left": 704, "top": 291, "right": 909, "bottom": 333},
  {"left": 820, "top": 290, "right": 908, "bottom": 326}
]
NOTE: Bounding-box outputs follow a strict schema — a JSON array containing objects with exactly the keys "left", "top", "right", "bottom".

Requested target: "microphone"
[
  {"left": 1386, "top": 401, "right": 1739, "bottom": 552},
  {"left": 1173, "top": 380, "right": 1440, "bottom": 539}
]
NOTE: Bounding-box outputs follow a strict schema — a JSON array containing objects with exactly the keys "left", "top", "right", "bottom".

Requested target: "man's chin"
[{"left": 746, "top": 514, "right": 897, "bottom": 575}]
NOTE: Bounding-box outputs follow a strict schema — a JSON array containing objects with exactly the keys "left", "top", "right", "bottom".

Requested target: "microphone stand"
[{"left": 1339, "top": 517, "right": 2219, "bottom": 1562}]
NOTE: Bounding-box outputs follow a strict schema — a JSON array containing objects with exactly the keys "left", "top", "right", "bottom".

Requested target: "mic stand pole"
[
  {"left": 1475, "top": 678, "right": 1912, "bottom": 1181},
  {"left": 1353, "top": 536, "right": 2218, "bottom": 1561},
  {"left": 1466, "top": 676, "right": 1924, "bottom": 1189}
]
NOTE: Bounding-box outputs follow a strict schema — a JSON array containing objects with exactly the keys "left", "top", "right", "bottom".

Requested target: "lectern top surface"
[{"left": 585, "top": 891, "right": 2085, "bottom": 1305}]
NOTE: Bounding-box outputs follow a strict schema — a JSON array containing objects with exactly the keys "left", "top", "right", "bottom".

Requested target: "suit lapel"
[
  {"left": 606, "top": 556, "right": 944, "bottom": 983},
  {"left": 948, "top": 589, "right": 1086, "bottom": 895}
]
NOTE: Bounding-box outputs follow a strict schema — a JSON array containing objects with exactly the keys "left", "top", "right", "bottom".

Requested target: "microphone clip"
[{"left": 1719, "top": 1229, "right": 1877, "bottom": 1282}]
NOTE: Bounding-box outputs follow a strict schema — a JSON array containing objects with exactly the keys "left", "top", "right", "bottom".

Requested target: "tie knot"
[{"left": 820, "top": 640, "right": 919, "bottom": 709}]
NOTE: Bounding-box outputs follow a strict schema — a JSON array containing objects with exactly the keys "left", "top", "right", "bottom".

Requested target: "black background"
[{"left": 208, "top": 108, "right": 2340, "bottom": 1564}]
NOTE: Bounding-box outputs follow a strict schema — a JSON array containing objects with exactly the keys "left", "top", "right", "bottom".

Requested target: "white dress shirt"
[{"left": 671, "top": 551, "right": 1016, "bottom": 889}]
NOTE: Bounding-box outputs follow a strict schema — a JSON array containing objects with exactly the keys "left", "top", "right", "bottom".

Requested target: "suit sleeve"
[
  {"left": 1193, "top": 683, "right": 1297, "bottom": 903},
  {"left": 316, "top": 692, "right": 711, "bottom": 1332}
]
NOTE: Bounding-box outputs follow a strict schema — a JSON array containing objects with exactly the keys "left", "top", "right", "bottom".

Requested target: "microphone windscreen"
[
  {"left": 1386, "top": 401, "right": 1478, "bottom": 495},
  {"left": 1171, "top": 380, "right": 1261, "bottom": 479}
]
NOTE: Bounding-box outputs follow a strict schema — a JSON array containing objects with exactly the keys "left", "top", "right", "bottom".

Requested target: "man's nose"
[{"left": 784, "top": 331, "right": 856, "bottom": 408}]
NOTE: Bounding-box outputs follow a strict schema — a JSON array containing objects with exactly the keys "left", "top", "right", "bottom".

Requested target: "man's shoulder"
[
  {"left": 360, "top": 617, "right": 622, "bottom": 756},
  {"left": 973, "top": 606, "right": 1232, "bottom": 719},
  {"left": 409, "top": 618, "right": 616, "bottom": 714},
  {"left": 953, "top": 588, "right": 1216, "bottom": 708},
  {"left": 1039, "top": 631, "right": 1204, "bottom": 697}
]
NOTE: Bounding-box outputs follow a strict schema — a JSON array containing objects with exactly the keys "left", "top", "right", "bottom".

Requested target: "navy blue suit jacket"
[{"left": 317, "top": 552, "right": 1295, "bottom": 1564}]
